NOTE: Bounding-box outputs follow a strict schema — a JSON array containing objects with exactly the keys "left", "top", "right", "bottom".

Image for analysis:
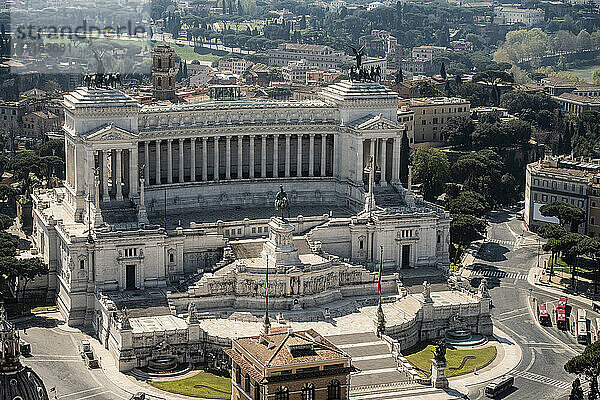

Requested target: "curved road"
[{"left": 465, "top": 210, "right": 597, "bottom": 400}]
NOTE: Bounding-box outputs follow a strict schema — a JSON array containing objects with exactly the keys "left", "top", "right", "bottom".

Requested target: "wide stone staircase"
[
  {"left": 374, "top": 185, "right": 405, "bottom": 208},
  {"left": 326, "top": 332, "right": 461, "bottom": 399},
  {"left": 326, "top": 332, "right": 422, "bottom": 399},
  {"left": 100, "top": 200, "right": 139, "bottom": 229}
]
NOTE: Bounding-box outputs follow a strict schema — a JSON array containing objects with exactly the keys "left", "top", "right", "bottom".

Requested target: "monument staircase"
[
  {"left": 100, "top": 199, "right": 139, "bottom": 229},
  {"left": 374, "top": 185, "right": 405, "bottom": 208}
]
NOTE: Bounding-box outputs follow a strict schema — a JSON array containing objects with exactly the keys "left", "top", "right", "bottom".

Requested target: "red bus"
[
  {"left": 538, "top": 304, "right": 551, "bottom": 326},
  {"left": 558, "top": 296, "right": 568, "bottom": 310},
  {"left": 557, "top": 307, "right": 567, "bottom": 330}
]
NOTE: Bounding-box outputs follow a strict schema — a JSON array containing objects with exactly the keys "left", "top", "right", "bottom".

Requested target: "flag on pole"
[
  {"left": 377, "top": 260, "right": 382, "bottom": 293},
  {"left": 264, "top": 259, "right": 269, "bottom": 305}
]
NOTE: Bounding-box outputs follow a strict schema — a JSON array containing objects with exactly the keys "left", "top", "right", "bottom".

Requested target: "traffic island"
[
  {"left": 404, "top": 343, "right": 497, "bottom": 378},
  {"left": 149, "top": 370, "right": 232, "bottom": 399}
]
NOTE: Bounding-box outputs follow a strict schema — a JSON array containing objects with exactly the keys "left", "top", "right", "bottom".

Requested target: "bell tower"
[{"left": 152, "top": 44, "right": 176, "bottom": 101}]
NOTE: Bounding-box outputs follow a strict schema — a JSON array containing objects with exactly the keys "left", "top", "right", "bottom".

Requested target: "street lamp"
[{"left": 537, "top": 237, "right": 540, "bottom": 269}]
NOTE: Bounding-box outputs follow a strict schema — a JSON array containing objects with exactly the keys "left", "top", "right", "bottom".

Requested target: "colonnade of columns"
[
  {"left": 356, "top": 137, "right": 402, "bottom": 186},
  {"left": 96, "top": 148, "right": 138, "bottom": 202},
  {"left": 141, "top": 133, "right": 334, "bottom": 185}
]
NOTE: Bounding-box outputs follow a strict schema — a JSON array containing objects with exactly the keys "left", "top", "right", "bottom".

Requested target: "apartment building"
[
  {"left": 399, "top": 97, "right": 470, "bottom": 143},
  {"left": 225, "top": 328, "right": 352, "bottom": 400},
  {"left": 411, "top": 46, "right": 447, "bottom": 62},
  {"left": 494, "top": 7, "right": 544, "bottom": 26},
  {"left": 525, "top": 156, "right": 600, "bottom": 234},
  {"left": 218, "top": 58, "right": 254, "bottom": 76},
  {"left": 268, "top": 43, "right": 346, "bottom": 69},
  {"left": 22, "top": 111, "right": 60, "bottom": 138},
  {"left": 589, "top": 176, "right": 600, "bottom": 236}
]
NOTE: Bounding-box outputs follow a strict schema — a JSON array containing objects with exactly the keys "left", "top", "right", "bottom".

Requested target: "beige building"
[
  {"left": 225, "top": 328, "right": 352, "bottom": 400},
  {"left": 22, "top": 111, "right": 60, "bottom": 138},
  {"left": 411, "top": 46, "right": 447, "bottom": 62},
  {"left": 268, "top": 43, "right": 346, "bottom": 69},
  {"left": 399, "top": 97, "right": 470, "bottom": 144},
  {"left": 524, "top": 156, "right": 599, "bottom": 233},
  {"left": 589, "top": 175, "right": 600, "bottom": 237},
  {"left": 218, "top": 58, "right": 254, "bottom": 76},
  {"left": 494, "top": 7, "right": 544, "bottom": 26}
]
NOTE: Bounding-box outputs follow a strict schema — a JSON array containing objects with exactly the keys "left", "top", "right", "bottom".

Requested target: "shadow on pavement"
[{"left": 477, "top": 243, "right": 510, "bottom": 262}]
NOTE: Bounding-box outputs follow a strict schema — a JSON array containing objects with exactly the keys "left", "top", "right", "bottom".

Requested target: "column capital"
[
  {"left": 167, "top": 138, "right": 173, "bottom": 143},
  {"left": 309, "top": 133, "right": 315, "bottom": 137},
  {"left": 191, "top": 137, "right": 197, "bottom": 142}
]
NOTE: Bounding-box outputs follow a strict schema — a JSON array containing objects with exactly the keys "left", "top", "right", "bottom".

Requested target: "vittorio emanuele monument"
[{"left": 30, "top": 54, "right": 492, "bottom": 372}]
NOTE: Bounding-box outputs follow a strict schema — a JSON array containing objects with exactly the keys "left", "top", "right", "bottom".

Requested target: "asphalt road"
[
  {"left": 466, "top": 210, "right": 599, "bottom": 400},
  {"left": 15, "top": 315, "right": 132, "bottom": 400}
]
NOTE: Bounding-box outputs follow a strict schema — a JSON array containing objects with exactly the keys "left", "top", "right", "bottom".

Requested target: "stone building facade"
[
  {"left": 225, "top": 328, "right": 352, "bottom": 400},
  {"left": 31, "top": 80, "right": 450, "bottom": 329}
]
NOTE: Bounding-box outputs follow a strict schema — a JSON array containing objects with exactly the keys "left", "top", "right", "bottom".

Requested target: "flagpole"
[
  {"left": 377, "top": 245, "right": 385, "bottom": 336},
  {"left": 263, "top": 257, "right": 270, "bottom": 334}
]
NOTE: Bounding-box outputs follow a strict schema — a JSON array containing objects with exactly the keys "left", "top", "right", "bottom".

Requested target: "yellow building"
[{"left": 399, "top": 97, "right": 470, "bottom": 144}]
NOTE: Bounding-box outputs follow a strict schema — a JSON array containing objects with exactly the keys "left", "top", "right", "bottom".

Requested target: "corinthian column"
[
  {"left": 155, "top": 140, "right": 161, "bottom": 185},
  {"left": 356, "top": 139, "right": 363, "bottom": 184},
  {"left": 321, "top": 134, "right": 327, "bottom": 177},
  {"left": 237, "top": 136, "right": 243, "bottom": 179},
  {"left": 226, "top": 136, "right": 231, "bottom": 180},
  {"left": 130, "top": 146, "right": 139, "bottom": 196},
  {"left": 102, "top": 150, "right": 110, "bottom": 202},
  {"left": 249, "top": 135, "right": 255, "bottom": 179},
  {"left": 261, "top": 135, "right": 267, "bottom": 178},
  {"left": 214, "top": 136, "right": 220, "bottom": 181},
  {"left": 167, "top": 139, "right": 173, "bottom": 184},
  {"left": 190, "top": 138, "right": 196, "bottom": 182},
  {"left": 202, "top": 137, "right": 208, "bottom": 181},
  {"left": 380, "top": 139, "right": 387, "bottom": 186},
  {"left": 297, "top": 134, "right": 303, "bottom": 177},
  {"left": 309, "top": 134, "right": 315, "bottom": 177},
  {"left": 115, "top": 149, "right": 123, "bottom": 201},
  {"left": 144, "top": 141, "right": 149, "bottom": 185},
  {"left": 273, "top": 134, "right": 279, "bottom": 178},
  {"left": 285, "top": 134, "right": 290, "bottom": 177},
  {"left": 178, "top": 139, "right": 184, "bottom": 183}
]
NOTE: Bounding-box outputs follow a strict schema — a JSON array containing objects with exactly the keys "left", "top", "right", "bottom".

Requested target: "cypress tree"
[
  {"left": 440, "top": 62, "right": 447, "bottom": 80},
  {"left": 400, "top": 129, "right": 410, "bottom": 185}
]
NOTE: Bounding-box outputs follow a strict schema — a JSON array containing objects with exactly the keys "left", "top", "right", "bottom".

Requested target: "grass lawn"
[
  {"left": 404, "top": 343, "right": 497, "bottom": 378},
  {"left": 150, "top": 371, "right": 231, "bottom": 399},
  {"left": 165, "top": 43, "right": 224, "bottom": 61}
]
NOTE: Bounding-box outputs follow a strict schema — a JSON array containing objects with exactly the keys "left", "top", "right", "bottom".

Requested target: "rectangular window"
[
  {"left": 534, "top": 193, "right": 538, "bottom": 201},
  {"left": 551, "top": 196, "right": 556, "bottom": 202},
  {"left": 578, "top": 200, "right": 584, "bottom": 208},
  {"left": 542, "top": 194, "right": 548, "bottom": 202}
]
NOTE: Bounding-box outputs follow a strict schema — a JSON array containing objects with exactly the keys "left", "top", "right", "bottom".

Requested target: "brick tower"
[{"left": 152, "top": 44, "right": 176, "bottom": 101}]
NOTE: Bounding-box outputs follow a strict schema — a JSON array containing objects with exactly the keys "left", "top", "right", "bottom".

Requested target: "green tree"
[
  {"left": 452, "top": 149, "right": 504, "bottom": 205},
  {"left": 0, "top": 213, "right": 12, "bottom": 230},
  {"left": 472, "top": 70, "right": 514, "bottom": 105},
  {"left": 412, "top": 147, "right": 450, "bottom": 201},
  {"left": 539, "top": 223, "right": 567, "bottom": 276},
  {"left": 447, "top": 191, "right": 488, "bottom": 217},
  {"left": 399, "top": 129, "right": 409, "bottom": 186},
  {"left": 440, "top": 62, "right": 447, "bottom": 80},
  {"left": 574, "top": 236, "right": 600, "bottom": 295},
  {"left": 559, "top": 233, "right": 588, "bottom": 290},
  {"left": 0, "top": 231, "right": 18, "bottom": 257},
  {"left": 502, "top": 119, "right": 533, "bottom": 145},
  {"left": 442, "top": 116, "right": 474, "bottom": 148},
  {"left": 450, "top": 214, "right": 486, "bottom": 264},
  {"left": 15, "top": 258, "right": 49, "bottom": 314},
  {"left": 414, "top": 80, "right": 442, "bottom": 97},
  {"left": 540, "top": 201, "right": 585, "bottom": 233},
  {"left": 565, "top": 340, "right": 600, "bottom": 400},
  {"left": 593, "top": 68, "right": 600, "bottom": 86},
  {"left": 569, "top": 378, "right": 584, "bottom": 400}
]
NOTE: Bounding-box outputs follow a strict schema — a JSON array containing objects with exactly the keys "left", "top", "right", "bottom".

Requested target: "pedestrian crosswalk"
[
  {"left": 485, "top": 238, "right": 517, "bottom": 246},
  {"left": 474, "top": 268, "right": 528, "bottom": 280},
  {"left": 512, "top": 370, "right": 571, "bottom": 390}
]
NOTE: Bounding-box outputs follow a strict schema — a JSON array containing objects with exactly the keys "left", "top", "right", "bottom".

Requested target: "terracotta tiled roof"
[{"left": 234, "top": 329, "right": 349, "bottom": 368}]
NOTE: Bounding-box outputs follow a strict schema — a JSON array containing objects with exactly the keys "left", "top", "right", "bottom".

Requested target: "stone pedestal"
[
  {"left": 261, "top": 217, "right": 301, "bottom": 267},
  {"left": 431, "top": 359, "right": 448, "bottom": 388}
]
